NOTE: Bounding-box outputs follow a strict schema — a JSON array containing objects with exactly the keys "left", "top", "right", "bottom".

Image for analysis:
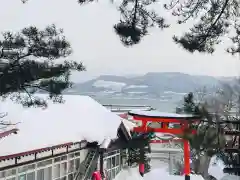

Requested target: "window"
[
  {"left": 116, "top": 167, "right": 120, "bottom": 174},
  {"left": 68, "top": 160, "right": 74, "bottom": 173},
  {"left": 0, "top": 171, "right": 5, "bottom": 178},
  {"left": 106, "top": 158, "right": 111, "bottom": 169},
  {"left": 37, "top": 169, "right": 44, "bottom": 180},
  {"left": 116, "top": 155, "right": 120, "bottom": 166},
  {"left": 44, "top": 167, "right": 52, "bottom": 180},
  {"left": 61, "top": 156, "right": 67, "bottom": 161},
  {"left": 1, "top": 151, "right": 82, "bottom": 180},
  {"left": 103, "top": 149, "right": 122, "bottom": 179},
  {"left": 28, "top": 164, "right": 36, "bottom": 170},
  {"left": 68, "top": 153, "right": 74, "bottom": 159},
  {"left": 37, "top": 160, "right": 52, "bottom": 168},
  {"left": 107, "top": 171, "right": 111, "bottom": 180},
  {"left": 54, "top": 157, "right": 61, "bottom": 163},
  {"left": 111, "top": 157, "right": 116, "bottom": 167},
  {"left": 68, "top": 174, "right": 74, "bottom": 180},
  {"left": 74, "top": 159, "right": 80, "bottom": 171},
  {"left": 60, "top": 177, "right": 66, "bottom": 180},
  {"left": 6, "top": 169, "right": 16, "bottom": 177},
  {"left": 111, "top": 168, "right": 116, "bottom": 179},
  {"left": 60, "top": 162, "right": 67, "bottom": 177},
  {"left": 18, "top": 174, "right": 26, "bottom": 180},
  {"left": 74, "top": 152, "right": 80, "bottom": 157},
  {"left": 18, "top": 166, "right": 28, "bottom": 173},
  {"left": 7, "top": 178, "right": 16, "bottom": 180},
  {"left": 27, "top": 172, "right": 35, "bottom": 180},
  {"left": 54, "top": 164, "right": 60, "bottom": 179}
]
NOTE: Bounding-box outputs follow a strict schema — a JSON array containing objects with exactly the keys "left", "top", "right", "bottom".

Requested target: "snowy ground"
[
  {"left": 114, "top": 152, "right": 239, "bottom": 180},
  {"left": 114, "top": 165, "right": 204, "bottom": 180}
]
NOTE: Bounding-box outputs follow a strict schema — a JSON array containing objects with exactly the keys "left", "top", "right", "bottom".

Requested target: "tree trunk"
[
  {"left": 199, "top": 153, "right": 211, "bottom": 180},
  {"left": 192, "top": 153, "right": 211, "bottom": 180}
]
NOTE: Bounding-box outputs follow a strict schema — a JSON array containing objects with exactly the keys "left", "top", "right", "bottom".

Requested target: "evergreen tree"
[
  {"left": 19, "top": 0, "right": 240, "bottom": 55},
  {"left": 177, "top": 93, "right": 226, "bottom": 180},
  {"left": 0, "top": 24, "right": 85, "bottom": 107},
  {"left": 127, "top": 132, "right": 153, "bottom": 175}
]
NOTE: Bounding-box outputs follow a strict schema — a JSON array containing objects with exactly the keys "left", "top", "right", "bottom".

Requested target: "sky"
[{"left": 1, "top": 0, "right": 240, "bottom": 82}]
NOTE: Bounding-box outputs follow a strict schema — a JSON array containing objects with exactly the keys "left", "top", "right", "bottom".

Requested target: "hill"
[{"left": 64, "top": 72, "right": 225, "bottom": 100}]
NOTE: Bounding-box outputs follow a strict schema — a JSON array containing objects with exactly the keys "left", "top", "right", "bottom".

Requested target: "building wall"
[
  {"left": 101, "top": 149, "right": 128, "bottom": 180},
  {"left": 0, "top": 142, "right": 128, "bottom": 180},
  {"left": 0, "top": 150, "right": 85, "bottom": 180},
  {"left": 0, "top": 142, "right": 88, "bottom": 180}
]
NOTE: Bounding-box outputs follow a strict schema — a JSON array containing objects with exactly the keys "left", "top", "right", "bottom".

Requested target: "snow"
[
  {"left": 129, "top": 110, "right": 198, "bottom": 119},
  {"left": 221, "top": 175, "right": 240, "bottom": 180},
  {"left": 0, "top": 95, "right": 123, "bottom": 156},
  {"left": 114, "top": 167, "right": 144, "bottom": 180},
  {"left": 125, "top": 85, "right": 148, "bottom": 89},
  {"left": 93, "top": 80, "right": 126, "bottom": 91},
  {"left": 207, "top": 156, "right": 240, "bottom": 180},
  {"left": 144, "top": 168, "right": 204, "bottom": 180},
  {"left": 208, "top": 156, "right": 225, "bottom": 180},
  {"left": 114, "top": 167, "right": 204, "bottom": 180},
  {"left": 127, "top": 92, "right": 147, "bottom": 94},
  {"left": 163, "top": 91, "right": 187, "bottom": 95},
  {"left": 121, "top": 119, "right": 137, "bottom": 133}
]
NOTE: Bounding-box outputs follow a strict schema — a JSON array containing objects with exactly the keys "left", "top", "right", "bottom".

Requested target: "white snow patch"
[
  {"left": 114, "top": 167, "right": 204, "bottom": 180},
  {"left": 93, "top": 80, "right": 126, "bottom": 91},
  {"left": 125, "top": 85, "right": 148, "bottom": 89},
  {"left": 221, "top": 175, "right": 240, "bottom": 180},
  {"left": 127, "top": 92, "right": 147, "bottom": 94},
  {"left": 0, "top": 95, "right": 122, "bottom": 156},
  {"left": 163, "top": 91, "right": 187, "bottom": 95},
  {"left": 129, "top": 110, "right": 196, "bottom": 118},
  {"left": 144, "top": 168, "right": 204, "bottom": 180},
  {"left": 114, "top": 167, "right": 144, "bottom": 180},
  {"left": 208, "top": 156, "right": 225, "bottom": 180}
]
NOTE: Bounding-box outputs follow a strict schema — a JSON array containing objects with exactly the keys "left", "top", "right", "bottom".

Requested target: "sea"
[{"left": 93, "top": 97, "right": 180, "bottom": 112}]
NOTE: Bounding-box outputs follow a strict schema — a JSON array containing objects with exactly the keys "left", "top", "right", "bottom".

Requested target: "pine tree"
[
  {"left": 127, "top": 132, "right": 153, "bottom": 174},
  {"left": 177, "top": 93, "right": 226, "bottom": 179},
  {"left": 0, "top": 24, "right": 85, "bottom": 107},
  {"left": 77, "top": 0, "right": 240, "bottom": 55}
]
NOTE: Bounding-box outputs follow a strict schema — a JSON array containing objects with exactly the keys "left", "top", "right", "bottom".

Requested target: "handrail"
[
  {"left": 83, "top": 151, "right": 98, "bottom": 180},
  {"left": 74, "top": 150, "right": 99, "bottom": 180}
]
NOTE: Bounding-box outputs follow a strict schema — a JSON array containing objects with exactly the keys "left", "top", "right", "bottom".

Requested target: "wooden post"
[
  {"left": 183, "top": 139, "right": 190, "bottom": 180},
  {"left": 182, "top": 121, "right": 191, "bottom": 180}
]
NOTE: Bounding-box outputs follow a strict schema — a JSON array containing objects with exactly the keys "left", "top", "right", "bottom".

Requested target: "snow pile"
[
  {"left": 144, "top": 168, "right": 204, "bottom": 180},
  {"left": 114, "top": 167, "right": 144, "bottom": 180},
  {"left": 0, "top": 95, "right": 122, "bottom": 156},
  {"left": 208, "top": 156, "right": 240, "bottom": 180},
  {"left": 208, "top": 156, "right": 225, "bottom": 180},
  {"left": 221, "top": 175, "right": 240, "bottom": 180},
  {"left": 114, "top": 167, "right": 204, "bottom": 180}
]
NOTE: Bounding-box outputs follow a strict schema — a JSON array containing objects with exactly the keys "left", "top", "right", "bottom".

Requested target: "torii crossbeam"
[{"left": 128, "top": 110, "right": 200, "bottom": 180}]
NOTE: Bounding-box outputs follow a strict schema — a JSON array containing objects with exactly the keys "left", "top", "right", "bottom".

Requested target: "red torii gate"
[{"left": 127, "top": 110, "right": 200, "bottom": 180}]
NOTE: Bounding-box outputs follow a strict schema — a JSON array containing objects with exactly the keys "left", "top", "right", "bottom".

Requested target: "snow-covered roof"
[
  {"left": 0, "top": 95, "right": 123, "bottom": 156},
  {"left": 129, "top": 110, "right": 199, "bottom": 119}
]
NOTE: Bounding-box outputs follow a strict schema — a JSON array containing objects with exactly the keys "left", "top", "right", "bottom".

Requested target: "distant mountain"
[{"left": 65, "top": 72, "right": 231, "bottom": 99}]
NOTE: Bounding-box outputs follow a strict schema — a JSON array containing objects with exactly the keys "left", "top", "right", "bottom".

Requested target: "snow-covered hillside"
[
  {"left": 125, "top": 85, "right": 148, "bottom": 89},
  {"left": 93, "top": 80, "right": 126, "bottom": 91}
]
